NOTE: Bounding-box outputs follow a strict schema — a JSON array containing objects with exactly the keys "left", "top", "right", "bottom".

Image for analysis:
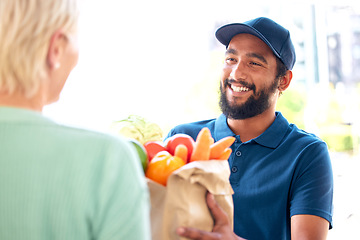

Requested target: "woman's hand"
[{"left": 176, "top": 192, "right": 245, "bottom": 240}]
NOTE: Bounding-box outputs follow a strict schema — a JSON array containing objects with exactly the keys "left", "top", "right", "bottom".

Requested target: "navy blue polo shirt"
[{"left": 166, "top": 112, "right": 333, "bottom": 239}]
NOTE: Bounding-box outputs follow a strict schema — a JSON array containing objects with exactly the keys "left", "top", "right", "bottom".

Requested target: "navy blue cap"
[{"left": 215, "top": 17, "right": 296, "bottom": 70}]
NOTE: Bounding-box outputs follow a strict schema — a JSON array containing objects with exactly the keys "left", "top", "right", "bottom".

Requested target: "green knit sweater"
[{"left": 0, "top": 107, "right": 150, "bottom": 240}]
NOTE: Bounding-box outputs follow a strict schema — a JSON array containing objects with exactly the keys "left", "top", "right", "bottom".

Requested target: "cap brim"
[{"left": 215, "top": 23, "right": 281, "bottom": 59}]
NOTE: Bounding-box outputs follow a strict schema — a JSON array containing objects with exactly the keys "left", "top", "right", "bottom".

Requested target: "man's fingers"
[
  {"left": 176, "top": 194, "right": 240, "bottom": 240},
  {"left": 176, "top": 227, "right": 203, "bottom": 240},
  {"left": 177, "top": 227, "right": 220, "bottom": 240},
  {"left": 206, "top": 193, "right": 229, "bottom": 225}
]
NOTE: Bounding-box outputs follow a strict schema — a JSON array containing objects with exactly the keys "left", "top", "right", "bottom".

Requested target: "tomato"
[
  {"left": 165, "top": 134, "right": 195, "bottom": 163},
  {"left": 145, "top": 151, "right": 185, "bottom": 186},
  {"left": 128, "top": 138, "right": 148, "bottom": 172},
  {"left": 143, "top": 141, "right": 167, "bottom": 161}
]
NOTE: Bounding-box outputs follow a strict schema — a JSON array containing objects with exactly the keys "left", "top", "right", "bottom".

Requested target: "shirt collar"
[
  {"left": 253, "top": 112, "right": 289, "bottom": 148},
  {"left": 214, "top": 112, "right": 289, "bottom": 148},
  {"left": 213, "top": 114, "right": 236, "bottom": 141}
]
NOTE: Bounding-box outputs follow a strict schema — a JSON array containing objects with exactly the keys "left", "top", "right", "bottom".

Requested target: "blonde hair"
[{"left": 0, "top": 0, "right": 80, "bottom": 97}]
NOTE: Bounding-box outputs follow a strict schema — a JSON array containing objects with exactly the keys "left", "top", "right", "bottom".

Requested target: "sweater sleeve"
[{"left": 92, "top": 137, "right": 151, "bottom": 240}]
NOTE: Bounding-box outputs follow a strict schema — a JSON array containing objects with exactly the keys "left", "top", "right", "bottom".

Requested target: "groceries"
[
  {"left": 144, "top": 127, "right": 235, "bottom": 186},
  {"left": 111, "top": 117, "right": 234, "bottom": 240}
]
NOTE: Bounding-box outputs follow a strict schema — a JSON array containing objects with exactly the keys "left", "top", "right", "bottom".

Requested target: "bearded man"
[{"left": 167, "top": 17, "right": 333, "bottom": 240}]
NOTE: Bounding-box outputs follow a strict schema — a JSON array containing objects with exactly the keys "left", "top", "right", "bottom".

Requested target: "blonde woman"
[{"left": 0, "top": 1, "right": 150, "bottom": 239}]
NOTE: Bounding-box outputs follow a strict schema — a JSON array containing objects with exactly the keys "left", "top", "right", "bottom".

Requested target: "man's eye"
[
  {"left": 225, "top": 57, "right": 236, "bottom": 63},
  {"left": 250, "top": 61, "right": 262, "bottom": 66}
]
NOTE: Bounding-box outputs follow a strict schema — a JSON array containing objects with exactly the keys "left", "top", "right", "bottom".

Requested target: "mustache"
[{"left": 224, "top": 79, "right": 255, "bottom": 91}]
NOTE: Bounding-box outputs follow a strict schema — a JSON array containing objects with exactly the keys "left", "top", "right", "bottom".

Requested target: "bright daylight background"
[{"left": 43, "top": 0, "right": 360, "bottom": 239}]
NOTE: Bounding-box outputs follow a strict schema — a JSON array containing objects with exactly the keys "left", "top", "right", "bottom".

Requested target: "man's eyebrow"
[
  {"left": 246, "top": 53, "right": 268, "bottom": 64},
  {"left": 225, "top": 49, "right": 268, "bottom": 65},
  {"left": 225, "top": 48, "right": 237, "bottom": 55}
]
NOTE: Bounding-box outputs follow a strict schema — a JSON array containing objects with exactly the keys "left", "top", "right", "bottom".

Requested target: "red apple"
[
  {"left": 165, "top": 134, "right": 195, "bottom": 163},
  {"left": 143, "top": 141, "right": 167, "bottom": 161}
]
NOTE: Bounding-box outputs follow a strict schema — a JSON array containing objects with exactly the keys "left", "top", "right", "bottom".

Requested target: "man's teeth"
[{"left": 231, "top": 85, "right": 250, "bottom": 92}]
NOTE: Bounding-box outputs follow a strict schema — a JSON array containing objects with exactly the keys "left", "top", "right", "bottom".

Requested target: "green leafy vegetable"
[{"left": 110, "top": 115, "right": 163, "bottom": 144}]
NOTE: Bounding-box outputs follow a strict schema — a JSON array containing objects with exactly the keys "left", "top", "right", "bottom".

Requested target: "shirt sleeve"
[
  {"left": 289, "top": 140, "right": 334, "bottom": 228},
  {"left": 93, "top": 137, "right": 151, "bottom": 240}
]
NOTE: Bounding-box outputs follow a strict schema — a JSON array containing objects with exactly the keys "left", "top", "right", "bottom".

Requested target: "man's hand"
[{"left": 176, "top": 192, "right": 245, "bottom": 240}]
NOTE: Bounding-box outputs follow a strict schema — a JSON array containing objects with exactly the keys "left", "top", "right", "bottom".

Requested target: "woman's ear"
[
  {"left": 278, "top": 70, "right": 293, "bottom": 92},
  {"left": 46, "top": 30, "right": 67, "bottom": 70}
]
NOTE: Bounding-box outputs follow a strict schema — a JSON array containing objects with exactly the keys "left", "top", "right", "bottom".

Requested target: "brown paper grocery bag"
[
  {"left": 147, "top": 179, "right": 166, "bottom": 240},
  {"left": 147, "top": 160, "right": 234, "bottom": 240}
]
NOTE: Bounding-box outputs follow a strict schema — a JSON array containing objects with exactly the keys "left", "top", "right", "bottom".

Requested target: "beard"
[{"left": 219, "top": 78, "right": 279, "bottom": 120}]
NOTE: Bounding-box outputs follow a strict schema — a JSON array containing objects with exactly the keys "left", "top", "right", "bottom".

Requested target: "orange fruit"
[{"left": 145, "top": 151, "right": 185, "bottom": 186}]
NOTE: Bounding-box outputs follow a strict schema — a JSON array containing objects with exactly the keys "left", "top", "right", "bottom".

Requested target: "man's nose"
[{"left": 230, "top": 61, "right": 247, "bottom": 81}]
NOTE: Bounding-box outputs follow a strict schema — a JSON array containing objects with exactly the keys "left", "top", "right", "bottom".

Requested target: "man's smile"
[
  {"left": 230, "top": 85, "right": 250, "bottom": 93},
  {"left": 224, "top": 79, "right": 254, "bottom": 94}
]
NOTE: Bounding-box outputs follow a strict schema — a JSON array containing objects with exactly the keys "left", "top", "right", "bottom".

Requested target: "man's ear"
[
  {"left": 47, "top": 30, "right": 67, "bottom": 70},
  {"left": 278, "top": 70, "right": 293, "bottom": 92}
]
